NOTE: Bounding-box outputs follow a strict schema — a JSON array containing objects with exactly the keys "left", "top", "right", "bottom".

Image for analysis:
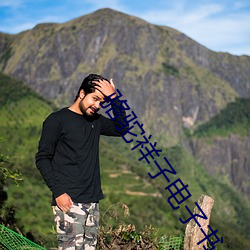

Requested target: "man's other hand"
[{"left": 55, "top": 193, "right": 73, "bottom": 213}]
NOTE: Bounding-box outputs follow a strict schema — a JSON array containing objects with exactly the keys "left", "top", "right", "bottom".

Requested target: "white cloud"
[
  {"left": 234, "top": 0, "right": 249, "bottom": 9},
  {"left": 6, "top": 16, "right": 64, "bottom": 33},
  {"left": 130, "top": 2, "right": 250, "bottom": 55},
  {"left": 3, "top": 22, "right": 34, "bottom": 33},
  {"left": 0, "top": 0, "right": 21, "bottom": 7}
]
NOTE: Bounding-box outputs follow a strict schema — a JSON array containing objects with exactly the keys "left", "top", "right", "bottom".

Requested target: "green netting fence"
[
  {"left": 0, "top": 224, "right": 46, "bottom": 250},
  {"left": 0, "top": 223, "right": 184, "bottom": 250},
  {"left": 158, "top": 235, "right": 184, "bottom": 250}
]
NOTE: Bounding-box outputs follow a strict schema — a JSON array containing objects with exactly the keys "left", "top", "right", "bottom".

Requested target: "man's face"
[{"left": 79, "top": 89, "right": 105, "bottom": 116}]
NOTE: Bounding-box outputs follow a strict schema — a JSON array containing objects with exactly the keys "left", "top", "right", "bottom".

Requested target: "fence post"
[{"left": 184, "top": 195, "right": 214, "bottom": 250}]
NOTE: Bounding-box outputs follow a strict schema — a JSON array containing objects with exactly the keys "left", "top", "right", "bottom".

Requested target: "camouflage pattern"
[{"left": 52, "top": 202, "right": 99, "bottom": 250}]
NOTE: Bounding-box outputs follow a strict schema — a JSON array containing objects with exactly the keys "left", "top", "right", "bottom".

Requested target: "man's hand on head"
[{"left": 93, "top": 78, "right": 117, "bottom": 99}]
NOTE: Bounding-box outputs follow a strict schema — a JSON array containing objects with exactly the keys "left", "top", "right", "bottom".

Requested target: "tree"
[{"left": 0, "top": 138, "right": 23, "bottom": 227}]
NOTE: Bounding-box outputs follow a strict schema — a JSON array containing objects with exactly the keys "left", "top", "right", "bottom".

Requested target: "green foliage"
[
  {"left": 0, "top": 45, "right": 12, "bottom": 70},
  {"left": 0, "top": 138, "right": 24, "bottom": 245},
  {"left": 162, "top": 62, "right": 179, "bottom": 76},
  {"left": 98, "top": 223, "right": 158, "bottom": 249},
  {"left": 0, "top": 72, "right": 55, "bottom": 247},
  {"left": 0, "top": 165, "right": 23, "bottom": 184},
  {"left": 98, "top": 202, "right": 184, "bottom": 249},
  {"left": 0, "top": 141, "right": 23, "bottom": 184},
  {"left": 194, "top": 98, "right": 250, "bottom": 137}
]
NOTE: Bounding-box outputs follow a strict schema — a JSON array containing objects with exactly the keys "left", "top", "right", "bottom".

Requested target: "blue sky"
[{"left": 0, "top": 0, "right": 249, "bottom": 56}]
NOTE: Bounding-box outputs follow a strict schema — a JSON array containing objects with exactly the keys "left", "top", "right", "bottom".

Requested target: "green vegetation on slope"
[
  {"left": 0, "top": 72, "right": 56, "bottom": 247},
  {"left": 193, "top": 98, "right": 250, "bottom": 137},
  {"left": 0, "top": 73, "right": 55, "bottom": 172},
  {"left": 101, "top": 136, "right": 250, "bottom": 250}
]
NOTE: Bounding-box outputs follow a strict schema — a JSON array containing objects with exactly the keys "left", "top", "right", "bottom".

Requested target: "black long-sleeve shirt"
[{"left": 35, "top": 98, "right": 128, "bottom": 205}]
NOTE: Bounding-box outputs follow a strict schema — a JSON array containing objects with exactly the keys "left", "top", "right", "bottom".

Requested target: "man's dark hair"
[{"left": 74, "top": 74, "right": 110, "bottom": 101}]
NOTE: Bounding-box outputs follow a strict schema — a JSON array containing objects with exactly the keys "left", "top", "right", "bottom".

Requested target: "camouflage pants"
[{"left": 53, "top": 202, "right": 99, "bottom": 250}]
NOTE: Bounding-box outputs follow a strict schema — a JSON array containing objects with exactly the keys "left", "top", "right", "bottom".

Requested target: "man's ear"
[{"left": 79, "top": 89, "right": 85, "bottom": 99}]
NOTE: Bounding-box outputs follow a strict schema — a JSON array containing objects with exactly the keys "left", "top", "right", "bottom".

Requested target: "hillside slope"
[
  {"left": 0, "top": 73, "right": 250, "bottom": 249},
  {"left": 183, "top": 98, "right": 250, "bottom": 197}
]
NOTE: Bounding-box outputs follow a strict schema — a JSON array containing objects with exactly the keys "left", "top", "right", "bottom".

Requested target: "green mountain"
[{"left": 0, "top": 7, "right": 250, "bottom": 249}]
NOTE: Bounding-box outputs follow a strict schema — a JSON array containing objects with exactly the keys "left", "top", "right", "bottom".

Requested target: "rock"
[{"left": 184, "top": 195, "right": 214, "bottom": 250}]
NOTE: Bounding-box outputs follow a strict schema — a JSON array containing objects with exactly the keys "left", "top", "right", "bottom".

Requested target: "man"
[{"left": 35, "top": 74, "right": 128, "bottom": 249}]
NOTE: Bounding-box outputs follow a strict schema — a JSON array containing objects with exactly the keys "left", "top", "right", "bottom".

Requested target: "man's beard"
[
  {"left": 78, "top": 99, "right": 89, "bottom": 116},
  {"left": 78, "top": 99, "right": 98, "bottom": 116}
]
